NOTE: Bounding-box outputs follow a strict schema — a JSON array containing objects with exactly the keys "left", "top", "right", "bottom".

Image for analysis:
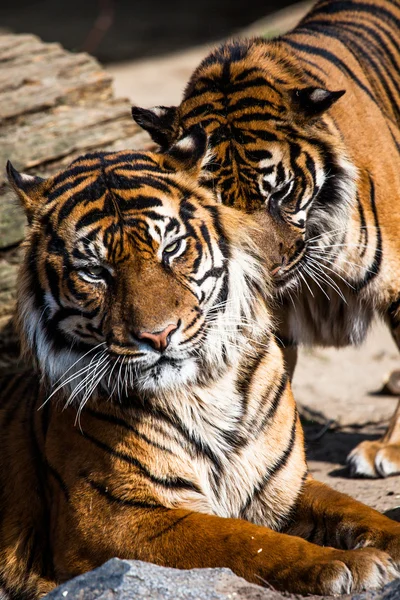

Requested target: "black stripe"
[
  {"left": 303, "top": 20, "right": 400, "bottom": 121},
  {"left": 236, "top": 349, "right": 267, "bottom": 413},
  {"left": 2, "top": 377, "right": 35, "bottom": 428},
  {"left": 25, "top": 390, "right": 55, "bottom": 581},
  {"left": 135, "top": 403, "right": 223, "bottom": 472},
  {"left": 284, "top": 37, "right": 382, "bottom": 110},
  {"left": 306, "top": 1, "right": 400, "bottom": 32},
  {"left": 255, "top": 372, "right": 289, "bottom": 434},
  {"left": 148, "top": 512, "right": 194, "bottom": 542},
  {"left": 193, "top": 265, "right": 226, "bottom": 286},
  {"left": 356, "top": 194, "right": 368, "bottom": 258},
  {"left": 274, "top": 334, "right": 296, "bottom": 348},
  {"left": 86, "top": 408, "right": 176, "bottom": 455},
  {"left": 80, "top": 430, "right": 201, "bottom": 493},
  {"left": 87, "top": 478, "right": 162, "bottom": 510},
  {"left": 183, "top": 313, "right": 202, "bottom": 334},
  {"left": 353, "top": 176, "right": 382, "bottom": 292},
  {"left": 235, "top": 111, "right": 279, "bottom": 124},
  {"left": 179, "top": 321, "right": 206, "bottom": 347},
  {"left": 47, "top": 463, "right": 70, "bottom": 501},
  {"left": 240, "top": 410, "right": 298, "bottom": 514},
  {"left": 0, "top": 374, "right": 31, "bottom": 410}
]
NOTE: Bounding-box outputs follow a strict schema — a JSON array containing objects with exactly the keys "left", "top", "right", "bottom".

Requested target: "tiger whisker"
[
  {"left": 107, "top": 356, "right": 121, "bottom": 391},
  {"left": 306, "top": 224, "right": 374, "bottom": 244},
  {"left": 301, "top": 263, "right": 331, "bottom": 301},
  {"left": 41, "top": 350, "right": 108, "bottom": 408},
  {"left": 298, "top": 269, "right": 315, "bottom": 297},
  {"left": 108, "top": 357, "right": 123, "bottom": 400},
  {"left": 310, "top": 249, "right": 377, "bottom": 272},
  {"left": 75, "top": 362, "right": 110, "bottom": 426},
  {"left": 52, "top": 342, "right": 106, "bottom": 386},
  {"left": 306, "top": 255, "right": 355, "bottom": 291},
  {"left": 84, "top": 351, "right": 109, "bottom": 397},
  {"left": 304, "top": 259, "right": 348, "bottom": 302},
  {"left": 305, "top": 257, "right": 348, "bottom": 295}
]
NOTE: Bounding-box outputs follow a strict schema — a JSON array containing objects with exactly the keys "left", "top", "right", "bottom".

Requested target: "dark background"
[{"left": 0, "top": 0, "right": 297, "bottom": 63}]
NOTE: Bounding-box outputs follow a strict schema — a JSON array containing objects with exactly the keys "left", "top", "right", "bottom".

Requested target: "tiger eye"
[
  {"left": 79, "top": 266, "right": 107, "bottom": 281},
  {"left": 163, "top": 240, "right": 180, "bottom": 255},
  {"left": 87, "top": 266, "right": 105, "bottom": 278}
]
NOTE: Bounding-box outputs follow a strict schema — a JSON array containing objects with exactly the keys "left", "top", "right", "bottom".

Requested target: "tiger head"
[
  {"left": 7, "top": 128, "right": 272, "bottom": 403},
  {"left": 131, "top": 39, "right": 357, "bottom": 291}
]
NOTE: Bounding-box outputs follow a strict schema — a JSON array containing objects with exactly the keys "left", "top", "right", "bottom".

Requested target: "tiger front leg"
[
  {"left": 347, "top": 301, "right": 400, "bottom": 478},
  {"left": 53, "top": 504, "right": 398, "bottom": 595},
  {"left": 347, "top": 401, "right": 400, "bottom": 477},
  {"left": 287, "top": 477, "right": 400, "bottom": 569}
]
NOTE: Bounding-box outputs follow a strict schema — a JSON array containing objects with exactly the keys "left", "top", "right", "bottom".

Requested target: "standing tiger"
[
  {"left": 132, "top": 0, "right": 400, "bottom": 478},
  {"left": 3, "top": 130, "right": 400, "bottom": 599}
]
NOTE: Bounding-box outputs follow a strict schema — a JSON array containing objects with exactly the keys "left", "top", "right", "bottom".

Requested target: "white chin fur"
[{"left": 134, "top": 358, "right": 199, "bottom": 394}]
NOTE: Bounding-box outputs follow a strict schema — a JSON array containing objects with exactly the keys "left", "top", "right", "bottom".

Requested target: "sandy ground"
[{"left": 106, "top": 2, "right": 400, "bottom": 518}]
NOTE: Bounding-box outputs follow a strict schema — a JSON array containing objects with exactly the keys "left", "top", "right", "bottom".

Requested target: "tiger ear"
[
  {"left": 6, "top": 161, "right": 48, "bottom": 223},
  {"left": 165, "top": 125, "right": 209, "bottom": 173},
  {"left": 292, "top": 87, "right": 345, "bottom": 117},
  {"left": 131, "top": 105, "right": 180, "bottom": 148}
]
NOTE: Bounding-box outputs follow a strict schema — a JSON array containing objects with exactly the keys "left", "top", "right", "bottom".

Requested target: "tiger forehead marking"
[{"left": 49, "top": 158, "right": 203, "bottom": 271}]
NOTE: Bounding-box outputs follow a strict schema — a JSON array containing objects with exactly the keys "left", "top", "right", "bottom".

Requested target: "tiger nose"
[{"left": 136, "top": 323, "right": 178, "bottom": 352}]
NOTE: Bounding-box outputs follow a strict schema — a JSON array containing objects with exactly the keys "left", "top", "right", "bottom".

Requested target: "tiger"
[
  {"left": 2, "top": 127, "right": 400, "bottom": 599},
  {"left": 131, "top": 0, "right": 400, "bottom": 479}
]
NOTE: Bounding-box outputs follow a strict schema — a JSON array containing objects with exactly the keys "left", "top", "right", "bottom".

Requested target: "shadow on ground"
[{"left": 304, "top": 427, "right": 382, "bottom": 469}]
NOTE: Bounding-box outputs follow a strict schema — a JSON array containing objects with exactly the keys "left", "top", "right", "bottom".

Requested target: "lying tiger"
[
  {"left": 2, "top": 129, "right": 400, "bottom": 599},
  {"left": 131, "top": 0, "right": 400, "bottom": 478}
]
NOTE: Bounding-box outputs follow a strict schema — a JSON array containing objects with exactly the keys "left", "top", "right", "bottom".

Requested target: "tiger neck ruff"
[
  {"left": 131, "top": 0, "right": 400, "bottom": 478},
  {"left": 3, "top": 133, "right": 400, "bottom": 599}
]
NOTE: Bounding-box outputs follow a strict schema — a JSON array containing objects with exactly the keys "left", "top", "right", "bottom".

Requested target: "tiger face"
[
  {"left": 8, "top": 128, "right": 270, "bottom": 402},
  {"left": 131, "top": 40, "right": 357, "bottom": 291}
]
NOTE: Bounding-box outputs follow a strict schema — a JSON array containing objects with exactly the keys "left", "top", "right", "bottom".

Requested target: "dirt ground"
[{"left": 106, "top": 2, "right": 400, "bottom": 519}]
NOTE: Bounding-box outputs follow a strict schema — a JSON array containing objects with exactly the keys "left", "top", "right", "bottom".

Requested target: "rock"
[
  {"left": 352, "top": 578, "right": 400, "bottom": 600},
  {"left": 44, "top": 559, "right": 293, "bottom": 600},
  {"left": 41, "top": 558, "right": 400, "bottom": 600}
]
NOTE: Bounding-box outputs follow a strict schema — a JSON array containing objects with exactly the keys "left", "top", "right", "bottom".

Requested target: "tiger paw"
[
  {"left": 354, "top": 521, "right": 400, "bottom": 566},
  {"left": 309, "top": 548, "right": 399, "bottom": 595},
  {"left": 347, "top": 441, "right": 400, "bottom": 478}
]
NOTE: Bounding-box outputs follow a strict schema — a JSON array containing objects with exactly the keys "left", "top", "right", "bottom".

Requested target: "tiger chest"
[{"left": 147, "top": 436, "right": 299, "bottom": 531}]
